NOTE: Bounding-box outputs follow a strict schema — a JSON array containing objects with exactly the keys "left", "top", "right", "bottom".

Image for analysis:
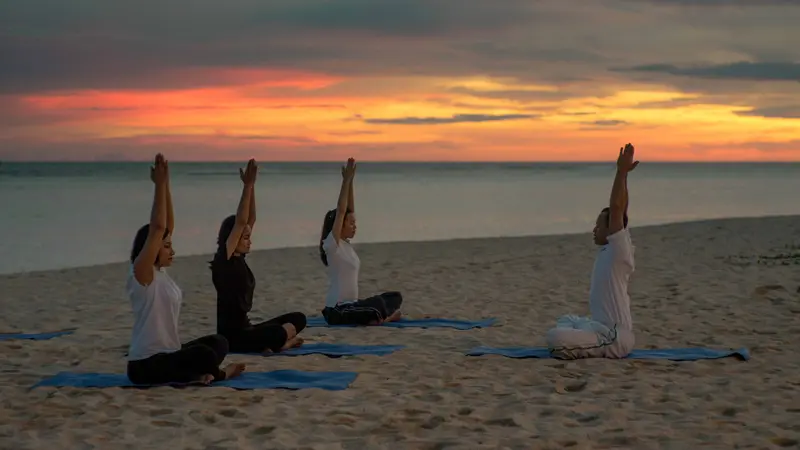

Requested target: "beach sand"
[{"left": 1, "top": 216, "right": 799, "bottom": 449}]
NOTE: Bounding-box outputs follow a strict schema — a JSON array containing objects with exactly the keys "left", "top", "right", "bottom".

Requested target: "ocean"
[{"left": 1, "top": 161, "right": 799, "bottom": 275}]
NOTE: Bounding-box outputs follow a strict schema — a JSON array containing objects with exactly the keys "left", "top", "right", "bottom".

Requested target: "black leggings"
[
  {"left": 223, "top": 312, "right": 307, "bottom": 354},
  {"left": 322, "top": 291, "right": 403, "bottom": 326},
  {"left": 126, "top": 334, "right": 229, "bottom": 385}
]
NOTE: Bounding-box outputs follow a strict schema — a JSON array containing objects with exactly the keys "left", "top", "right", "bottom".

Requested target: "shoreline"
[{"left": 3, "top": 213, "right": 797, "bottom": 277}]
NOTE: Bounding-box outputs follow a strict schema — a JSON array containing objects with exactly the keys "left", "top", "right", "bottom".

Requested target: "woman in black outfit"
[{"left": 210, "top": 159, "right": 307, "bottom": 354}]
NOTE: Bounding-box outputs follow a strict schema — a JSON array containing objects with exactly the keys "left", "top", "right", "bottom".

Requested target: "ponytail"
[{"left": 319, "top": 209, "right": 337, "bottom": 266}]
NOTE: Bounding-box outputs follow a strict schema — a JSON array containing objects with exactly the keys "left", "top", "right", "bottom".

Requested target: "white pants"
[{"left": 545, "top": 314, "right": 635, "bottom": 359}]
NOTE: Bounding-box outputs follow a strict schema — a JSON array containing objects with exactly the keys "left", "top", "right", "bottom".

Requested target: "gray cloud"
[
  {"left": 627, "top": 0, "right": 800, "bottom": 6},
  {"left": 364, "top": 113, "right": 536, "bottom": 125},
  {"left": 736, "top": 105, "right": 800, "bottom": 118},
  {"left": 586, "top": 120, "right": 629, "bottom": 126},
  {"left": 448, "top": 87, "right": 585, "bottom": 102},
  {"left": 619, "top": 62, "right": 800, "bottom": 81},
  {"left": 0, "top": 0, "right": 799, "bottom": 130}
]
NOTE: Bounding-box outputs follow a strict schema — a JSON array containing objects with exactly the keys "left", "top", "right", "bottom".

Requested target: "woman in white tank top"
[
  {"left": 317, "top": 158, "right": 403, "bottom": 326},
  {"left": 125, "top": 154, "right": 245, "bottom": 385}
]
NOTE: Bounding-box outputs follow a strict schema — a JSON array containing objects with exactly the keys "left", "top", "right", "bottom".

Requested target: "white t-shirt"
[
  {"left": 588, "top": 228, "right": 635, "bottom": 331},
  {"left": 322, "top": 231, "right": 360, "bottom": 307},
  {"left": 126, "top": 265, "right": 183, "bottom": 361}
]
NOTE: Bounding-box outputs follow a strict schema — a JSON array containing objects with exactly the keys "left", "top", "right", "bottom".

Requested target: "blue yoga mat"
[
  {"left": 236, "top": 343, "right": 404, "bottom": 357},
  {"left": 32, "top": 370, "right": 358, "bottom": 391},
  {"left": 306, "top": 316, "right": 495, "bottom": 330},
  {"left": 0, "top": 329, "right": 75, "bottom": 341},
  {"left": 465, "top": 346, "right": 750, "bottom": 361}
]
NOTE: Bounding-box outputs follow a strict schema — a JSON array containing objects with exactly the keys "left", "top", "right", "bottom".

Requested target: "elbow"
[
  {"left": 149, "top": 223, "right": 167, "bottom": 235},
  {"left": 234, "top": 212, "right": 249, "bottom": 226}
]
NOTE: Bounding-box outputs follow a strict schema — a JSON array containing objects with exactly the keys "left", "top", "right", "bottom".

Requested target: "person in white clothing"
[
  {"left": 545, "top": 143, "right": 640, "bottom": 359},
  {"left": 318, "top": 158, "right": 403, "bottom": 325},
  {"left": 126, "top": 153, "right": 245, "bottom": 385}
]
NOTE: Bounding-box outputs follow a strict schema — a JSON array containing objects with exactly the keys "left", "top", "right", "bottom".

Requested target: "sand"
[{"left": 1, "top": 215, "right": 799, "bottom": 450}]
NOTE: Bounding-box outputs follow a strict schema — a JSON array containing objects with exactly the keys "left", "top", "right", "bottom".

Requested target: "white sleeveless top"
[
  {"left": 322, "top": 231, "right": 361, "bottom": 307},
  {"left": 126, "top": 265, "right": 182, "bottom": 361}
]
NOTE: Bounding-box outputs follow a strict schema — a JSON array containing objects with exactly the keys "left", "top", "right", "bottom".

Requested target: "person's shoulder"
[
  {"left": 127, "top": 265, "right": 156, "bottom": 296},
  {"left": 322, "top": 231, "right": 337, "bottom": 249},
  {"left": 606, "top": 228, "right": 635, "bottom": 265},
  {"left": 607, "top": 227, "right": 632, "bottom": 244},
  {"left": 211, "top": 251, "right": 235, "bottom": 267}
]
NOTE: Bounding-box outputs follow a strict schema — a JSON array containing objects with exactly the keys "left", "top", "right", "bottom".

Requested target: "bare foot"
[
  {"left": 193, "top": 374, "right": 215, "bottom": 385},
  {"left": 223, "top": 363, "right": 246, "bottom": 380},
  {"left": 386, "top": 310, "right": 402, "bottom": 323},
  {"left": 280, "top": 336, "right": 304, "bottom": 351},
  {"left": 262, "top": 348, "right": 273, "bottom": 355}
]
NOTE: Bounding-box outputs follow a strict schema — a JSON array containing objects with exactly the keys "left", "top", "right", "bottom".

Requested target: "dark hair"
[
  {"left": 216, "top": 214, "right": 237, "bottom": 256},
  {"left": 209, "top": 214, "right": 237, "bottom": 268},
  {"left": 601, "top": 207, "right": 629, "bottom": 228},
  {"left": 130, "top": 224, "right": 170, "bottom": 264},
  {"left": 319, "top": 208, "right": 351, "bottom": 266}
]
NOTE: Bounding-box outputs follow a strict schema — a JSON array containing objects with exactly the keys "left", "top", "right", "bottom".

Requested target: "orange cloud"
[{"left": 3, "top": 72, "right": 800, "bottom": 162}]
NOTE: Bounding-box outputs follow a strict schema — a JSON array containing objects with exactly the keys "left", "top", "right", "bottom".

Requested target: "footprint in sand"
[
  {"left": 420, "top": 415, "right": 446, "bottom": 429},
  {"left": 754, "top": 285, "right": 786, "bottom": 296},
  {"left": 218, "top": 408, "right": 243, "bottom": 418},
  {"left": 484, "top": 417, "right": 519, "bottom": 427},
  {"left": 150, "top": 420, "right": 181, "bottom": 428},
  {"left": 770, "top": 437, "right": 799, "bottom": 447},
  {"left": 148, "top": 408, "right": 173, "bottom": 417},
  {"left": 250, "top": 426, "right": 275, "bottom": 436},
  {"left": 188, "top": 410, "right": 216, "bottom": 425}
]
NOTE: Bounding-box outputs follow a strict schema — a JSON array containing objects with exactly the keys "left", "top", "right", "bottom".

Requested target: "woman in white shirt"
[
  {"left": 126, "top": 154, "right": 245, "bottom": 385},
  {"left": 318, "top": 158, "right": 403, "bottom": 325}
]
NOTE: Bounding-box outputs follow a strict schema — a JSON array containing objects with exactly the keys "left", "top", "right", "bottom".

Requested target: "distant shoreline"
[{"left": 2, "top": 214, "right": 795, "bottom": 277}]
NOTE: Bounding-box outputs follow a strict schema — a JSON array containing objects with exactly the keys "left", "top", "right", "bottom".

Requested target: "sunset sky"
[{"left": 2, "top": 0, "right": 799, "bottom": 161}]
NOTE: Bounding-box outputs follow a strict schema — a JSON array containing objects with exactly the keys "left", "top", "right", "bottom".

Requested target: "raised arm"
[
  {"left": 341, "top": 163, "right": 355, "bottom": 214},
  {"left": 608, "top": 143, "right": 639, "bottom": 234},
  {"left": 166, "top": 168, "right": 174, "bottom": 234},
  {"left": 332, "top": 158, "right": 356, "bottom": 244},
  {"left": 223, "top": 159, "right": 258, "bottom": 259},
  {"left": 133, "top": 154, "right": 169, "bottom": 286},
  {"left": 247, "top": 177, "right": 257, "bottom": 228}
]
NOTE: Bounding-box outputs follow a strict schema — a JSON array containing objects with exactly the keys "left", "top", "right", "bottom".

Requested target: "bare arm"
[
  {"left": 133, "top": 154, "right": 169, "bottom": 286},
  {"left": 166, "top": 172, "right": 174, "bottom": 233},
  {"left": 609, "top": 143, "right": 638, "bottom": 234},
  {"left": 224, "top": 159, "right": 257, "bottom": 259},
  {"left": 332, "top": 158, "right": 356, "bottom": 244},
  {"left": 608, "top": 169, "right": 628, "bottom": 235},
  {"left": 247, "top": 181, "right": 256, "bottom": 228},
  {"left": 348, "top": 175, "right": 355, "bottom": 214},
  {"left": 342, "top": 165, "right": 355, "bottom": 214}
]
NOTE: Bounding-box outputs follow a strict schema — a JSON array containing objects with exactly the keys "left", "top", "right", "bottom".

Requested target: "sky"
[{"left": 1, "top": 0, "right": 799, "bottom": 162}]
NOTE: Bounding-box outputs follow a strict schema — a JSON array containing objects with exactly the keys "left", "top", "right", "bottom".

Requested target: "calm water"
[{"left": 1, "top": 162, "right": 799, "bottom": 274}]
